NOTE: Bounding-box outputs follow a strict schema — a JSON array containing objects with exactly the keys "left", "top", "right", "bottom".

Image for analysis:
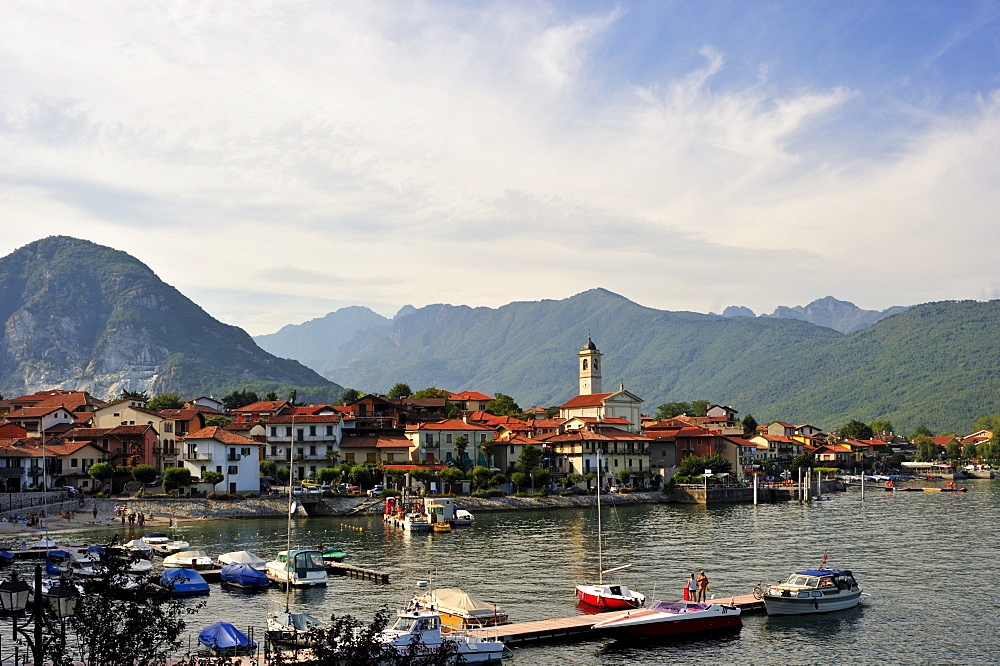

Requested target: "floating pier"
[
  {"left": 467, "top": 594, "right": 764, "bottom": 646},
  {"left": 326, "top": 562, "right": 390, "bottom": 584}
]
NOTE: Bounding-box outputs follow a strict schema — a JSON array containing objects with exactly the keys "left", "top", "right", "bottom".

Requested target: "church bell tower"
[{"left": 578, "top": 336, "right": 603, "bottom": 395}]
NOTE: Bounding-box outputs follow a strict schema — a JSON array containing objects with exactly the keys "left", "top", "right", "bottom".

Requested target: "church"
[{"left": 558, "top": 337, "right": 644, "bottom": 433}]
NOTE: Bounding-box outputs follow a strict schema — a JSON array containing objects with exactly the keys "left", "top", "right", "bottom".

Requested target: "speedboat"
[
  {"left": 265, "top": 549, "right": 328, "bottom": 587},
  {"left": 591, "top": 600, "right": 742, "bottom": 638},
  {"left": 315, "top": 546, "right": 347, "bottom": 564},
  {"left": 124, "top": 538, "right": 153, "bottom": 557},
  {"left": 45, "top": 549, "right": 73, "bottom": 576},
  {"left": 141, "top": 533, "right": 169, "bottom": 545},
  {"left": 0, "top": 551, "right": 14, "bottom": 567},
  {"left": 69, "top": 548, "right": 105, "bottom": 578},
  {"left": 220, "top": 563, "right": 271, "bottom": 590},
  {"left": 163, "top": 550, "right": 213, "bottom": 569},
  {"left": 452, "top": 509, "right": 474, "bottom": 526},
  {"left": 198, "top": 622, "right": 256, "bottom": 656},
  {"left": 378, "top": 608, "right": 505, "bottom": 663},
  {"left": 128, "top": 558, "right": 154, "bottom": 574},
  {"left": 266, "top": 611, "right": 326, "bottom": 646},
  {"left": 410, "top": 588, "right": 508, "bottom": 629},
  {"left": 576, "top": 582, "right": 645, "bottom": 610},
  {"left": 757, "top": 568, "right": 866, "bottom": 615},
  {"left": 161, "top": 568, "right": 210, "bottom": 596}
]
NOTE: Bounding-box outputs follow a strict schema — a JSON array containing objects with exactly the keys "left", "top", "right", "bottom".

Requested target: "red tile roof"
[
  {"left": 559, "top": 393, "right": 615, "bottom": 409},
  {"left": 231, "top": 401, "right": 288, "bottom": 413},
  {"left": 339, "top": 434, "right": 411, "bottom": 449},
  {"left": 448, "top": 391, "right": 494, "bottom": 402},
  {"left": 405, "top": 419, "right": 494, "bottom": 431},
  {"left": 181, "top": 426, "right": 259, "bottom": 446}
]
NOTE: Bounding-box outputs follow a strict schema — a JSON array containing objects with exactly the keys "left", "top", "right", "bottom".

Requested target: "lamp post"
[{"left": 0, "top": 565, "right": 78, "bottom": 665}]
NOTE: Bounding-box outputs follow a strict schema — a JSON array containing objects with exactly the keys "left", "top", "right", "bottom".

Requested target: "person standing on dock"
[
  {"left": 687, "top": 574, "right": 698, "bottom": 601},
  {"left": 697, "top": 570, "right": 709, "bottom": 602}
]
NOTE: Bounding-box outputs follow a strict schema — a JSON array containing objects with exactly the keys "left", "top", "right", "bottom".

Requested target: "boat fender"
[{"left": 813, "top": 598, "right": 819, "bottom": 610}]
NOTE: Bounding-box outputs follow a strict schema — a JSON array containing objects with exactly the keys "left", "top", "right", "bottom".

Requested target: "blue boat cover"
[
  {"left": 198, "top": 622, "right": 256, "bottom": 650},
  {"left": 794, "top": 568, "right": 852, "bottom": 577},
  {"left": 220, "top": 562, "right": 269, "bottom": 588},
  {"left": 161, "top": 568, "right": 210, "bottom": 595},
  {"left": 0, "top": 551, "right": 13, "bottom": 561}
]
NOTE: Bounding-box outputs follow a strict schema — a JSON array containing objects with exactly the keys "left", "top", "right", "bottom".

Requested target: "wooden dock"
[
  {"left": 326, "top": 562, "right": 390, "bottom": 584},
  {"left": 467, "top": 595, "right": 764, "bottom": 646}
]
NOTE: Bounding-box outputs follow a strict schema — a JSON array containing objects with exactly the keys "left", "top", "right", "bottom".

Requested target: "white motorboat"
[
  {"left": 124, "top": 538, "right": 153, "bottom": 557},
  {"left": 141, "top": 533, "right": 169, "bottom": 545},
  {"left": 265, "top": 549, "right": 328, "bottom": 587},
  {"left": 162, "top": 550, "right": 213, "bottom": 569},
  {"left": 756, "top": 567, "right": 867, "bottom": 615},
  {"left": 452, "top": 509, "right": 475, "bottom": 526},
  {"left": 127, "top": 558, "right": 154, "bottom": 574},
  {"left": 378, "top": 608, "right": 505, "bottom": 663},
  {"left": 410, "top": 588, "right": 508, "bottom": 629}
]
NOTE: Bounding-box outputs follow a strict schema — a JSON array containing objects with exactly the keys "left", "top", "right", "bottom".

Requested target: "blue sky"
[{"left": 1, "top": 1, "right": 998, "bottom": 334}]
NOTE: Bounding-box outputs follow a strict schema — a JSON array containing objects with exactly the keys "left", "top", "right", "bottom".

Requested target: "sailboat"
[
  {"left": 266, "top": 429, "right": 328, "bottom": 647},
  {"left": 575, "top": 444, "right": 645, "bottom": 610}
]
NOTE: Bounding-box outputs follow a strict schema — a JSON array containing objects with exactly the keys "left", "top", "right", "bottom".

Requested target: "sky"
[{"left": 2, "top": 1, "right": 999, "bottom": 336}]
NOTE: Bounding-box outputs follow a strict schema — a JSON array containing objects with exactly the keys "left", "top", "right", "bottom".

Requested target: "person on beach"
[
  {"left": 92, "top": 505, "right": 98, "bottom": 521},
  {"left": 696, "top": 571, "right": 709, "bottom": 602},
  {"left": 687, "top": 574, "right": 698, "bottom": 601}
]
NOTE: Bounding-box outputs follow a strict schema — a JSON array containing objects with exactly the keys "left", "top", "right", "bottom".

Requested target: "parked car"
[
  {"left": 292, "top": 486, "right": 305, "bottom": 495},
  {"left": 367, "top": 485, "right": 385, "bottom": 497}
]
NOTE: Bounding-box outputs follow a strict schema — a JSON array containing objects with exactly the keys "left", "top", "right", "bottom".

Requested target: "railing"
[
  {"left": 180, "top": 452, "right": 213, "bottom": 461},
  {"left": 227, "top": 454, "right": 242, "bottom": 461}
]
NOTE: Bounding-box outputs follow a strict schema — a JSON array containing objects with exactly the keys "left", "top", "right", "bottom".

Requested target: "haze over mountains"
[
  {"left": 1, "top": 237, "right": 996, "bottom": 435},
  {"left": 0, "top": 237, "right": 341, "bottom": 402}
]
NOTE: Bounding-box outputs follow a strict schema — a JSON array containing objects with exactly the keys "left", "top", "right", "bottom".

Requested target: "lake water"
[{"left": 27, "top": 480, "right": 1000, "bottom": 663}]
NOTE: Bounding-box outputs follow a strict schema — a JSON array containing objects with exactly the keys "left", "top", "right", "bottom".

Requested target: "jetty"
[{"left": 467, "top": 594, "right": 763, "bottom": 646}]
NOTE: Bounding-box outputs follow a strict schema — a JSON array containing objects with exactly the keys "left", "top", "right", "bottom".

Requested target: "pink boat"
[{"left": 591, "top": 600, "right": 742, "bottom": 638}]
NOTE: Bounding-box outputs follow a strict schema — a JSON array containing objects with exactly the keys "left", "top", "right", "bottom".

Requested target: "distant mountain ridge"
[
  {"left": 0, "top": 236, "right": 342, "bottom": 402},
  {"left": 258, "top": 288, "right": 998, "bottom": 434},
  {"left": 721, "top": 296, "right": 909, "bottom": 333}
]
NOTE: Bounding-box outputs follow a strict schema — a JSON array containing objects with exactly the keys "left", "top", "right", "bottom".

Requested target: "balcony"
[
  {"left": 0, "top": 467, "right": 24, "bottom": 478},
  {"left": 227, "top": 454, "right": 242, "bottom": 461},
  {"left": 181, "top": 452, "right": 213, "bottom": 461}
]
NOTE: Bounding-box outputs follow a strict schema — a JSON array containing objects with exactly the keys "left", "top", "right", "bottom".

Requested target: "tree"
[
  {"left": 201, "top": 470, "right": 224, "bottom": 488},
  {"left": 910, "top": 424, "right": 934, "bottom": 439},
  {"left": 944, "top": 440, "right": 961, "bottom": 460},
  {"left": 339, "top": 388, "right": 363, "bottom": 405},
  {"left": 790, "top": 452, "right": 816, "bottom": 471},
  {"left": 478, "top": 439, "right": 495, "bottom": 468},
  {"left": 741, "top": 414, "right": 759, "bottom": 438},
  {"left": 259, "top": 459, "right": 277, "bottom": 478},
  {"left": 914, "top": 436, "right": 940, "bottom": 462},
  {"left": 467, "top": 466, "right": 491, "bottom": 490},
  {"left": 264, "top": 390, "right": 279, "bottom": 401},
  {"left": 409, "top": 467, "right": 434, "bottom": 491},
  {"left": 869, "top": 419, "right": 894, "bottom": 435},
  {"left": 566, "top": 473, "right": 585, "bottom": 489},
  {"left": 146, "top": 393, "right": 184, "bottom": 411},
  {"left": 840, "top": 419, "right": 874, "bottom": 440},
  {"left": 531, "top": 467, "right": 551, "bottom": 490},
  {"left": 320, "top": 468, "right": 344, "bottom": 485},
  {"left": 275, "top": 466, "right": 290, "bottom": 483},
  {"left": 411, "top": 387, "right": 450, "bottom": 399},
  {"left": 453, "top": 435, "right": 469, "bottom": 471},
  {"left": 689, "top": 399, "right": 710, "bottom": 417},
  {"left": 222, "top": 389, "right": 258, "bottom": 410},
  {"left": 205, "top": 415, "right": 233, "bottom": 428},
  {"left": 962, "top": 440, "right": 978, "bottom": 461},
  {"left": 654, "top": 402, "right": 690, "bottom": 420},
  {"left": 88, "top": 462, "right": 114, "bottom": 492},
  {"left": 973, "top": 413, "right": 1000, "bottom": 433},
  {"left": 980, "top": 434, "right": 999, "bottom": 465},
  {"left": 387, "top": 383, "right": 412, "bottom": 400},
  {"left": 486, "top": 393, "right": 521, "bottom": 417},
  {"left": 515, "top": 445, "right": 543, "bottom": 474},
  {"left": 510, "top": 471, "right": 530, "bottom": 492},
  {"left": 616, "top": 468, "right": 632, "bottom": 487},
  {"left": 287, "top": 389, "right": 300, "bottom": 406},
  {"left": 162, "top": 467, "right": 193, "bottom": 494},
  {"left": 440, "top": 467, "right": 465, "bottom": 493},
  {"left": 131, "top": 464, "right": 158, "bottom": 486},
  {"left": 118, "top": 389, "right": 149, "bottom": 403}
]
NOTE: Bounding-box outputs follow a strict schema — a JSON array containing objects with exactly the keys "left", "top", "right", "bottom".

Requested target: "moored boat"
[
  {"left": 410, "top": 587, "right": 508, "bottom": 629},
  {"left": 161, "top": 567, "right": 210, "bottom": 596},
  {"left": 591, "top": 600, "right": 742, "bottom": 638},
  {"left": 220, "top": 562, "right": 271, "bottom": 590},
  {"left": 756, "top": 567, "right": 866, "bottom": 615},
  {"left": 198, "top": 622, "right": 256, "bottom": 656},
  {"left": 266, "top": 611, "right": 326, "bottom": 646},
  {"left": 377, "top": 608, "right": 505, "bottom": 663},
  {"left": 163, "top": 550, "right": 213, "bottom": 569},
  {"left": 265, "top": 549, "right": 328, "bottom": 587},
  {"left": 218, "top": 550, "right": 267, "bottom": 568},
  {"left": 315, "top": 545, "right": 347, "bottom": 564},
  {"left": 452, "top": 509, "right": 474, "bottom": 526}
]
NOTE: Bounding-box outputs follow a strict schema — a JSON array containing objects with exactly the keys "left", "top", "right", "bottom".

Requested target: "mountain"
[
  {"left": 254, "top": 306, "right": 391, "bottom": 373},
  {"left": 721, "top": 296, "right": 909, "bottom": 333},
  {"left": 311, "top": 289, "right": 998, "bottom": 434},
  {"left": 0, "top": 236, "right": 342, "bottom": 402}
]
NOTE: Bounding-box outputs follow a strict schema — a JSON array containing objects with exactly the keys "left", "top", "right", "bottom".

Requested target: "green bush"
[
  {"left": 471, "top": 489, "right": 506, "bottom": 498},
  {"left": 207, "top": 492, "right": 237, "bottom": 500}
]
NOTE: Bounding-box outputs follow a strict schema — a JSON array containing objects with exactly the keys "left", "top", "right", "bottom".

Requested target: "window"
[
  {"left": 71, "top": 459, "right": 78, "bottom": 468},
  {"left": 241, "top": 447, "right": 251, "bottom": 456},
  {"left": 326, "top": 426, "right": 334, "bottom": 436},
  {"left": 285, "top": 427, "right": 292, "bottom": 437},
  {"left": 366, "top": 453, "right": 376, "bottom": 463},
  {"left": 309, "top": 426, "right": 316, "bottom": 436},
  {"left": 297, "top": 448, "right": 303, "bottom": 456},
  {"left": 228, "top": 466, "right": 238, "bottom": 475},
  {"left": 446, "top": 434, "right": 452, "bottom": 444},
  {"left": 271, "top": 446, "right": 278, "bottom": 456},
  {"left": 200, "top": 466, "right": 207, "bottom": 474},
  {"left": 270, "top": 427, "right": 277, "bottom": 437},
  {"left": 309, "top": 466, "right": 316, "bottom": 476},
  {"left": 345, "top": 453, "right": 355, "bottom": 462},
  {"left": 386, "top": 453, "right": 395, "bottom": 463},
  {"left": 309, "top": 446, "right": 316, "bottom": 456},
  {"left": 326, "top": 445, "right": 333, "bottom": 454},
  {"left": 296, "top": 429, "right": 304, "bottom": 442},
  {"left": 216, "top": 466, "right": 222, "bottom": 473},
  {"left": 480, "top": 434, "right": 486, "bottom": 442}
]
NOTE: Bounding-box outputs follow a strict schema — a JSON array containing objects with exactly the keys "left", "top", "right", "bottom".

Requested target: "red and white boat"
[
  {"left": 576, "top": 580, "right": 645, "bottom": 610},
  {"left": 591, "top": 600, "right": 742, "bottom": 638}
]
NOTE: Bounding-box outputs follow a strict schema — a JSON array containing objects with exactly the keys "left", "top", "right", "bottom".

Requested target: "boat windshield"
[
  {"left": 784, "top": 575, "right": 821, "bottom": 587},
  {"left": 293, "top": 551, "right": 326, "bottom": 573}
]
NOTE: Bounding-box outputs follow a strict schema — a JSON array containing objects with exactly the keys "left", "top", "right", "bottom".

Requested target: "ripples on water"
[{"left": 48, "top": 481, "right": 1000, "bottom": 663}]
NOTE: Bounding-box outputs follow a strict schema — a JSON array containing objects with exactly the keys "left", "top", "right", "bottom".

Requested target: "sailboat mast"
[
  {"left": 597, "top": 443, "right": 603, "bottom": 585},
  {"left": 284, "top": 416, "right": 294, "bottom": 612}
]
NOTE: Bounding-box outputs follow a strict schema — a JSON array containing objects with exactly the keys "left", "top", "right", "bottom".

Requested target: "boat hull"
[
  {"left": 592, "top": 602, "right": 742, "bottom": 638},
  {"left": 763, "top": 590, "right": 863, "bottom": 615},
  {"left": 576, "top": 585, "right": 644, "bottom": 610}
]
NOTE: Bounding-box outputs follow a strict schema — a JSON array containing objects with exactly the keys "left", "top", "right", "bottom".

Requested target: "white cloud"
[{"left": 0, "top": 2, "right": 997, "bottom": 333}]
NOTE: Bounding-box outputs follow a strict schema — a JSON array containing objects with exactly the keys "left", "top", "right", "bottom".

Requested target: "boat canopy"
[
  {"left": 198, "top": 622, "right": 256, "bottom": 650},
  {"left": 419, "top": 588, "right": 497, "bottom": 615},
  {"left": 271, "top": 612, "right": 324, "bottom": 631},
  {"left": 220, "top": 563, "right": 269, "bottom": 587},
  {"left": 794, "top": 569, "right": 852, "bottom": 577},
  {"left": 218, "top": 550, "right": 267, "bottom": 567}
]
